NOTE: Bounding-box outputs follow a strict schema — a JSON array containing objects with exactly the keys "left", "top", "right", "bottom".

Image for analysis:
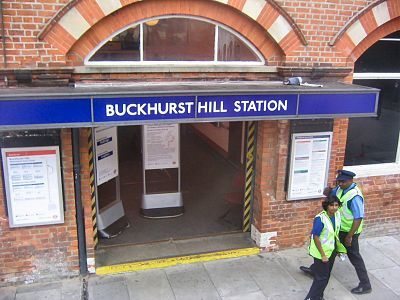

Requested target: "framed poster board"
[
  {"left": 1, "top": 146, "right": 64, "bottom": 227},
  {"left": 94, "top": 126, "right": 119, "bottom": 186},
  {"left": 287, "top": 132, "right": 332, "bottom": 201},
  {"left": 143, "top": 124, "right": 180, "bottom": 170}
]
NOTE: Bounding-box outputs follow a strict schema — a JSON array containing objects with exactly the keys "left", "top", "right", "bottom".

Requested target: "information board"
[
  {"left": 94, "top": 126, "right": 119, "bottom": 186},
  {"left": 1, "top": 146, "right": 64, "bottom": 227},
  {"left": 287, "top": 132, "right": 332, "bottom": 200},
  {"left": 143, "top": 124, "right": 179, "bottom": 170}
]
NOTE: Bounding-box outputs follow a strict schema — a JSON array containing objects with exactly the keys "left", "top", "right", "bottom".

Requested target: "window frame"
[
  {"left": 84, "top": 16, "right": 265, "bottom": 66},
  {"left": 344, "top": 72, "right": 400, "bottom": 177}
]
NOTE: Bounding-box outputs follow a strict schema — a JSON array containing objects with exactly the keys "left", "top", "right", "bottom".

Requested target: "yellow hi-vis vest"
[
  {"left": 336, "top": 185, "right": 364, "bottom": 234},
  {"left": 309, "top": 211, "right": 341, "bottom": 259}
]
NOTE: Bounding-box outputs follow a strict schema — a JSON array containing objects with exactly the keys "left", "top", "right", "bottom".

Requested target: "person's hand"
[
  {"left": 323, "top": 186, "right": 332, "bottom": 196},
  {"left": 322, "top": 255, "right": 328, "bottom": 263},
  {"left": 344, "top": 235, "right": 353, "bottom": 247}
]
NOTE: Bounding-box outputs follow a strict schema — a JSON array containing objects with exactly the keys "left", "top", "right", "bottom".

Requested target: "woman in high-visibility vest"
[{"left": 304, "top": 195, "right": 346, "bottom": 300}]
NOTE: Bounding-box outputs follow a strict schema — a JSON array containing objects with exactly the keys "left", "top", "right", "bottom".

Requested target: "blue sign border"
[{"left": 0, "top": 92, "right": 378, "bottom": 127}]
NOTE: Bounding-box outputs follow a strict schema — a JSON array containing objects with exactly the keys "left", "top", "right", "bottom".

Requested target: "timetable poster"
[
  {"left": 143, "top": 124, "right": 179, "bottom": 170},
  {"left": 287, "top": 132, "right": 332, "bottom": 200},
  {"left": 1, "top": 146, "right": 64, "bottom": 227}
]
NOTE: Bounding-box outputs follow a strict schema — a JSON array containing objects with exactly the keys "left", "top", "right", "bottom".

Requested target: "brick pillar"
[{"left": 252, "top": 120, "right": 280, "bottom": 250}]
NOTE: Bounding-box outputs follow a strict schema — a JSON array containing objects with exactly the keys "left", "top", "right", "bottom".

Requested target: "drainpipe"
[
  {"left": 72, "top": 128, "right": 88, "bottom": 275},
  {"left": 0, "top": 0, "right": 8, "bottom": 86}
]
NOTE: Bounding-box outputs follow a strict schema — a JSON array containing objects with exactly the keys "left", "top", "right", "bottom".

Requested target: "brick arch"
[
  {"left": 331, "top": 0, "right": 400, "bottom": 61},
  {"left": 349, "top": 17, "right": 400, "bottom": 63},
  {"left": 39, "top": 0, "right": 306, "bottom": 60}
]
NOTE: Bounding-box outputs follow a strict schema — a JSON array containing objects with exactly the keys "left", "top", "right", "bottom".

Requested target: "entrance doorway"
[{"left": 95, "top": 122, "right": 254, "bottom": 265}]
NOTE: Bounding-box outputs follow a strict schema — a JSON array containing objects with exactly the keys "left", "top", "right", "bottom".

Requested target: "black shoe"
[
  {"left": 351, "top": 286, "right": 372, "bottom": 294},
  {"left": 299, "top": 266, "right": 314, "bottom": 277}
]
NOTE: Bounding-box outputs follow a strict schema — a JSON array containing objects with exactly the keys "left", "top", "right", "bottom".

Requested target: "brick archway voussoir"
[
  {"left": 331, "top": 0, "right": 400, "bottom": 60},
  {"left": 349, "top": 17, "right": 400, "bottom": 63},
  {"left": 39, "top": 0, "right": 306, "bottom": 57}
]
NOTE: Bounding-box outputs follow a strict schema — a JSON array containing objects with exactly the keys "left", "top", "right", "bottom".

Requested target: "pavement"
[{"left": 1, "top": 233, "right": 400, "bottom": 300}]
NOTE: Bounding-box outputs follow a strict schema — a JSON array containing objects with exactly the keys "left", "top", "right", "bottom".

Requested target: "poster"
[
  {"left": 287, "top": 132, "right": 332, "bottom": 200},
  {"left": 143, "top": 124, "right": 179, "bottom": 170},
  {"left": 94, "top": 126, "right": 119, "bottom": 186},
  {"left": 1, "top": 146, "right": 64, "bottom": 227}
]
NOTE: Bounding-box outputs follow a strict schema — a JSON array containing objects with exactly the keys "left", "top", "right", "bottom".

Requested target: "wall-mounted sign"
[
  {"left": 94, "top": 126, "right": 119, "bottom": 186},
  {"left": 143, "top": 124, "right": 179, "bottom": 170},
  {"left": 1, "top": 146, "right": 64, "bottom": 227},
  {"left": 287, "top": 132, "right": 332, "bottom": 201},
  {"left": 0, "top": 91, "right": 379, "bottom": 128}
]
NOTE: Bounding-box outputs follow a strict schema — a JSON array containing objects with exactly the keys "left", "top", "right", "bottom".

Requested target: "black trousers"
[
  {"left": 305, "top": 253, "right": 336, "bottom": 300},
  {"left": 339, "top": 231, "right": 371, "bottom": 288}
]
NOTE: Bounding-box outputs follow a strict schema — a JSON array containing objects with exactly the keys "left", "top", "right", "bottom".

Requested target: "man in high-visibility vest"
[{"left": 301, "top": 170, "right": 372, "bottom": 295}]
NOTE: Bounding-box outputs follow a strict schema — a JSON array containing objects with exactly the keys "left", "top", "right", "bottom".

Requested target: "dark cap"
[{"left": 336, "top": 169, "right": 356, "bottom": 181}]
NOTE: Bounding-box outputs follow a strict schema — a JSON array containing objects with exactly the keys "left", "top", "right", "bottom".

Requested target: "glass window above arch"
[{"left": 87, "top": 17, "right": 264, "bottom": 65}]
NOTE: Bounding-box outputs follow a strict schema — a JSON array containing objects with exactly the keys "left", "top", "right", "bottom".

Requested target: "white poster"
[
  {"left": 1, "top": 146, "right": 64, "bottom": 227},
  {"left": 143, "top": 124, "right": 179, "bottom": 170},
  {"left": 287, "top": 132, "right": 332, "bottom": 200},
  {"left": 95, "top": 126, "right": 119, "bottom": 186}
]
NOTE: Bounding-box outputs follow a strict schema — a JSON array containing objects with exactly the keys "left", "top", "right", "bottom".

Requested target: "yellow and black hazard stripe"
[
  {"left": 243, "top": 121, "right": 257, "bottom": 232},
  {"left": 88, "top": 128, "right": 98, "bottom": 248}
]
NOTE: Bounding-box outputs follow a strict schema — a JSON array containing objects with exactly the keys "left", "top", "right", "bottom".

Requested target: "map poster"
[
  {"left": 287, "top": 132, "right": 332, "bottom": 201},
  {"left": 143, "top": 124, "right": 179, "bottom": 170},
  {"left": 1, "top": 146, "right": 64, "bottom": 227}
]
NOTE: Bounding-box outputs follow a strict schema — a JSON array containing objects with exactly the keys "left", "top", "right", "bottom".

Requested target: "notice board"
[
  {"left": 143, "top": 124, "right": 179, "bottom": 170},
  {"left": 94, "top": 126, "right": 119, "bottom": 186},
  {"left": 1, "top": 146, "right": 64, "bottom": 227},
  {"left": 287, "top": 132, "right": 332, "bottom": 201}
]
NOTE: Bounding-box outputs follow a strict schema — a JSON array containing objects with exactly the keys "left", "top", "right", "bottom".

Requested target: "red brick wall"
[
  {"left": 0, "top": 0, "right": 385, "bottom": 69},
  {"left": 0, "top": 0, "right": 69, "bottom": 68},
  {"left": 0, "top": 129, "right": 80, "bottom": 286},
  {"left": 358, "top": 175, "right": 400, "bottom": 235}
]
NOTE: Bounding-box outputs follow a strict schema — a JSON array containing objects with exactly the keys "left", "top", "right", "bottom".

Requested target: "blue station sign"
[{"left": 0, "top": 91, "right": 379, "bottom": 128}]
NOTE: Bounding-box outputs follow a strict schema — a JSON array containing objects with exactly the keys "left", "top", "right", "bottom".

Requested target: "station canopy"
[{"left": 0, "top": 81, "right": 379, "bottom": 130}]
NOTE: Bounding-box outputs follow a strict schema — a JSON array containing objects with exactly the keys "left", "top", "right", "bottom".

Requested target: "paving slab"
[
  {"left": 205, "top": 234, "right": 255, "bottom": 251},
  {"left": 359, "top": 239, "right": 397, "bottom": 270},
  {"left": 204, "top": 257, "right": 260, "bottom": 297},
  {"left": 15, "top": 282, "right": 62, "bottom": 300},
  {"left": 364, "top": 236, "right": 400, "bottom": 265},
  {"left": 0, "top": 286, "right": 16, "bottom": 300},
  {"left": 369, "top": 266, "right": 400, "bottom": 296},
  {"left": 88, "top": 275, "right": 130, "bottom": 300},
  {"left": 96, "top": 241, "right": 180, "bottom": 266},
  {"left": 61, "top": 277, "right": 82, "bottom": 300},
  {"left": 174, "top": 236, "right": 225, "bottom": 255},
  {"left": 16, "top": 282, "right": 62, "bottom": 293},
  {"left": 16, "top": 288, "right": 61, "bottom": 300},
  {"left": 269, "top": 290, "right": 308, "bottom": 300},
  {"left": 166, "top": 263, "right": 221, "bottom": 300},
  {"left": 275, "top": 247, "right": 315, "bottom": 291},
  {"left": 332, "top": 259, "right": 399, "bottom": 300},
  {"left": 244, "top": 253, "right": 303, "bottom": 297},
  {"left": 323, "top": 276, "right": 357, "bottom": 300},
  {"left": 221, "top": 290, "right": 267, "bottom": 300},
  {"left": 124, "top": 269, "right": 175, "bottom": 300}
]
